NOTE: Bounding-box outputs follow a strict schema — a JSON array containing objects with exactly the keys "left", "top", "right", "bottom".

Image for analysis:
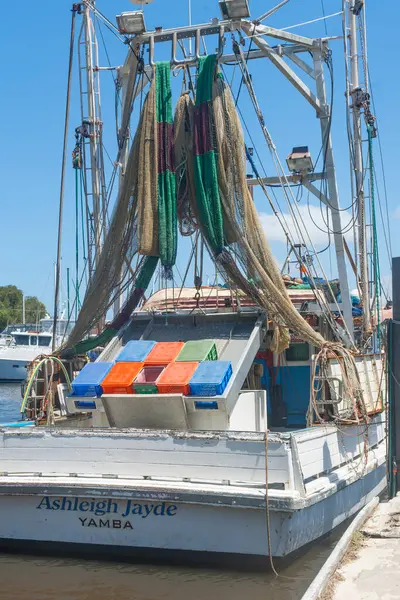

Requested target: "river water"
[{"left": 0, "top": 383, "right": 338, "bottom": 600}]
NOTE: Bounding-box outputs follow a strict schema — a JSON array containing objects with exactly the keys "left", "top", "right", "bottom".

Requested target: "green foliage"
[{"left": 0, "top": 286, "right": 47, "bottom": 331}]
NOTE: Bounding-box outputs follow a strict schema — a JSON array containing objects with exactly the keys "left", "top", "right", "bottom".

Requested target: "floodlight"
[
  {"left": 286, "top": 146, "right": 313, "bottom": 174},
  {"left": 219, "top": 0, "right": 250, "bottom": 20},
  {"left": 116, "top": 11, "right": 146, "bottom": 35}
]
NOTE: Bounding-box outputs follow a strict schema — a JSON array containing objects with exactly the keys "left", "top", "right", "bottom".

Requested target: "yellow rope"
[{"left": 20, "top": 356, "right": 72, "bottom": 415}]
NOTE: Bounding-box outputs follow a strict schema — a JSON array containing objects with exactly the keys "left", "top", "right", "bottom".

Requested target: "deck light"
[
  {"left": 219, "top": 0, "right": 250, "bottom": 20},
  {"left": 116, "top": 11, "right": 147, "bottom": 35},
  {"left": 286, "top": 146, "right": 313, "bottom": 174}
]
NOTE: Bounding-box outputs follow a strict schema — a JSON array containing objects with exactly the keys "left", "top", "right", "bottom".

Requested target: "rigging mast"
[
  {"left": 347, "top": 0, "right": 371, "bottom": 339},
  {"left": 78, "top": 0, "right": 107, "bottom": 280}
]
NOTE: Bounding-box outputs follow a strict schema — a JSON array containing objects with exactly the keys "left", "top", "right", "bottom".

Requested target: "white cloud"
[{"left": 259, "top": 204, "right": 353, "bottom": 247}]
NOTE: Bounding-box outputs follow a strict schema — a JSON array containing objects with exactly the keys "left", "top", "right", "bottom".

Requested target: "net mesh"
[
  {"left": 178, "top": 55, "right": 325, "bottom": 352},
  {"left": 175, "top": 92, "right": 199, "bottom": 236},
  {"left": 61, "top": 120, "right": 142, "bottom": 351},
  {"left": 136, "top": 76, "right": 159, "bottom": 257},
  {"left": 61, "top": 63, "right": 175, "bottom": 352}
]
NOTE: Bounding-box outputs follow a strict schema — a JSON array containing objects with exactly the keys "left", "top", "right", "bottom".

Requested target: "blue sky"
[{"left": 0, "top": 0, "right": 398, "bottom": 312}]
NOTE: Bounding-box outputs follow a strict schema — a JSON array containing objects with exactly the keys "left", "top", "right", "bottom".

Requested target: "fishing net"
[
  {"left": 156, "top": 62, "right": 177, "bottom": 275},
  {"left": 176, "top": 55, "right": 325, "bottom": 352},
  {"left": 60, "top": 63, "right": 176, "bottom": 353},
  {"left": 175, "top": 92, "right": 198, "bottom": 236},
  {"left": 60, "top": 256, "right": 158, "bottom": 358},
  {"left": 136, "top": 74, "right": 158, "bottom": 257},
  {"left": 60, "top": 117, "right": 143, "bottom": 352},
  {"left": 136, "top": 62, "right": 177, "bottom": 275}
]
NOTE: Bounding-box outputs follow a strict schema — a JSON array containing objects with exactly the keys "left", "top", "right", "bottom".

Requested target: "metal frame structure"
[
  {"left": 122, "top": 14, "right": 355, "bottom": 339},
  {"left": 345, "top": 0, "right": 371, "bottom": 339},
  {"left": 77, "top": 2, "right": 107, "bottom": 279},
  {"left": 65, "top": 0, "right": 377, "bottom": 344}
]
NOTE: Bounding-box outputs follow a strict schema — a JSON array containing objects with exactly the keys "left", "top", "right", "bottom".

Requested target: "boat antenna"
[
  {"left": 52, "top": 5, "right": 78, "bottom": 352},
  {"left": 188, "top": 0, "right": 192, "bottom": 55}
]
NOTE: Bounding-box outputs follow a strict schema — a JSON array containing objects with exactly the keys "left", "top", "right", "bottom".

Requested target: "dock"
[
  {"left": 331, "top": 495, "right": 400, "bottom": 599},
  {"left": 301, "top": 496, "right": 400, "bottom": 600}
]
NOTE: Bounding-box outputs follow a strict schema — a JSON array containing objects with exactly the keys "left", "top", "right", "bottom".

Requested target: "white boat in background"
[
  {"left": 0, "top": 320, "right": 75, "bottom": 382},
  {"left": 0, "top": 331, "right": 53, "bottom": 382},
  {"left": 0, "top": 334, "right": 12, "bottom": 347},
  {"left": 0, "top": 324, "right": 36, "bottom": 347}
]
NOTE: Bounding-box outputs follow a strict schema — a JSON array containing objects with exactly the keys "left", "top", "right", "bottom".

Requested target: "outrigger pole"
[{"left": 52, "top": 5, "right": 78, "bottom": 352}]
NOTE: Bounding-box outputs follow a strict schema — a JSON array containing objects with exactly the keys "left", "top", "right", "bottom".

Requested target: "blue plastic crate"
[
  {"left": 194, "top": 401, "right": 218, "bottom": 410},
  {"left": 74, "top": 400, "right": 97, "bottom": 410},
  {"left": 189, "top": 361, "right": 233, "bottom": 397},
  {"left": 116, "top": 340, "right": 156, "bottom": 363},
  {"left": 71, "top": 362, "right": 113, "bottom": 397}
]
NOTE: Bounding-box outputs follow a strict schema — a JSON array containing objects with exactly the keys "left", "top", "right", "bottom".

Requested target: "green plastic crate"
[
  {"left": 133, "top": 384, "right": 158, "bottom": 395},
  {"left": 176, "top": 340, "right": 218, "bottom": 363},
  {"left": 133, "top": 366, "right": 164, "bottom": 395}
]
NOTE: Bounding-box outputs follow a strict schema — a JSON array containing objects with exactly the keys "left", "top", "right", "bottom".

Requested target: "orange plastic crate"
[
  {"left": 144, "top": 342, "right": 185, "bottom": 366},
  {"left": 101, "top": 362, "right": 144, "bottom": 395},
  {"left": 156, "top": 362, "right": 199, "bottom": 396}
]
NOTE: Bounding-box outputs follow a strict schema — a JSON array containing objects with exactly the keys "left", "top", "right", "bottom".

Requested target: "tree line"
[{"left": 0, "top": 286, "right": 47, "bottom": 331}]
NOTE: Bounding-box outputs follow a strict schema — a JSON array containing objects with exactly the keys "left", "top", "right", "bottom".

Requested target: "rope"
[
  {"left": 20, "top": 356, "right": 72, "bottom": 415},
  {"left": 367, "top": 123, "right": 381, "bottom": 348},
  {"left": 80, "top": 170, "right": 87, "bottom": 276},
  {"left": 75, "top": 168, "right": 81, "bottom": 320},
  {"left": 307, "top": 343, "right": 368, "bottom": 428},
  {"left": 265, "top": 432, "right": 279, "bottom": 576},
  {"left": 233, "top": 34, "right": 355, "bottom": 346},
  {"left": 281, "top": 10, "right": 342, "bottom": 32},
  {"left": 52, "top": 6, "right": 77, "bottom": 351}
]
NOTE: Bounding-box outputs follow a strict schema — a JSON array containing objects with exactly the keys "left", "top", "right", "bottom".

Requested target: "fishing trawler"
[{"left": 0, "top": 0, "right": 389, "bottom": 561}]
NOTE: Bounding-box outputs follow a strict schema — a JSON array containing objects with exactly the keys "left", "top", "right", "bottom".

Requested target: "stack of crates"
[
  {"left": 132, "top": 342, "right": 185, "bottom": 394},
  {"left": 133, "top": 366, "right": 165, "bottom": 394},
  {"left": 70, "top": 338, "right": 232, "bottom": 400}
]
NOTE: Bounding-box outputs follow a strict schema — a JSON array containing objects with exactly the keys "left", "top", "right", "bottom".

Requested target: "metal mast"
[
  {"left": 52, "top": 6, "right": 77, "bottom": 351},
  {"left": 112, "top": 59, "right": 131, "bottom": 317},
  {"left": 78, "top": 0, "right": 107, "bottom": 279},
  {"left": 313, "top": 49, "right": 354, "bottom": 342},
  {"left": 348, "top": 0, "right": 371, "bottom": 337}
]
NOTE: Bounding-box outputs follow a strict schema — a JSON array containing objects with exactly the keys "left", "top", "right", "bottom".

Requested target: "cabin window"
[
  {"left": 14, "top": 335, "right": 28, "bottom": 345},
  {"left": 285, "top": 343, "right": 310, "bottom": 362},
  {"left": 38, "top": 336, "right": 51, "bottom": 347},
  {"left": 30, "top": 336, "right": 38, "bottom": 346}
]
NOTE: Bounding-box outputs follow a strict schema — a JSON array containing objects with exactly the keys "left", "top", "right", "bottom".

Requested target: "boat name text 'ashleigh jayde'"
[{"left": 37, "top": 497, "right": 178, "bottom": 529}]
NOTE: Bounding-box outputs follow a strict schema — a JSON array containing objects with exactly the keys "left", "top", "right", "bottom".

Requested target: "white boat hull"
[
  {"left": 0, "top": 347, "right": 50, "bottom": 382},
  {"left": 0, "top": 358, "right": 28, "bottom": 382},
  {"left": 0, "top": 460, "right": 386, "bottom": 558},
  {"left": 0, "top": 419, "right": 387, "bottom": 559}
]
